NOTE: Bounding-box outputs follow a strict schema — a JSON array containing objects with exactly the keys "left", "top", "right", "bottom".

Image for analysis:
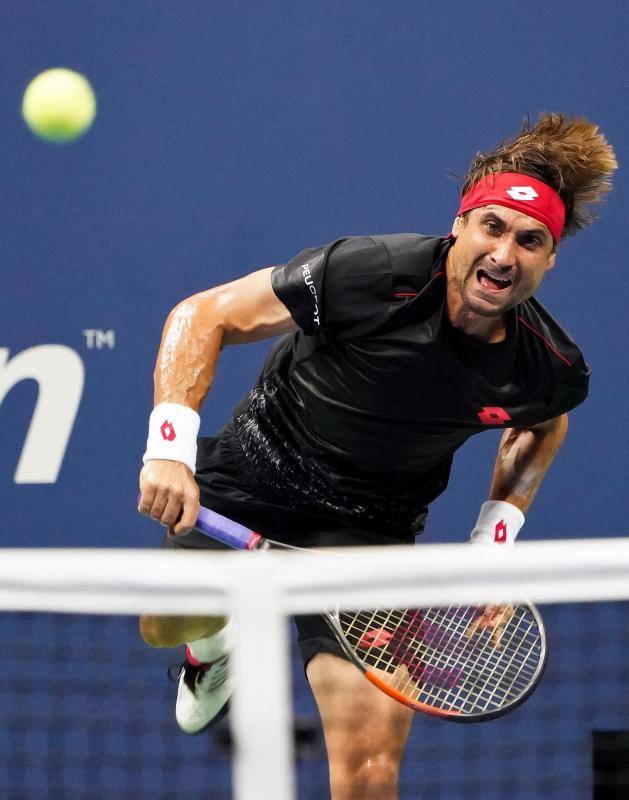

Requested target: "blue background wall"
[{"left": 1, "top": 2, "right": 628, "bottom": 799}]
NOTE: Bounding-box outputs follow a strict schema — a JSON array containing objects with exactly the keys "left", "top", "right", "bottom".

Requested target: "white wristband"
[
  {"left": 469, "top": 500, "right": 525, "bottom": 546},
  {"left": 143, "top": 402, "right": 200, "bottom": 474}
]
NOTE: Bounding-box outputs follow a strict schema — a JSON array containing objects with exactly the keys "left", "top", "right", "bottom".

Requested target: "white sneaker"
[{"left": 174, "top": 650, "right": 233, "bottom": 734}]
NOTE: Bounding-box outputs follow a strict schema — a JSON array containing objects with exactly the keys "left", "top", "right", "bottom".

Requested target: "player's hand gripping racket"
[{"left": 182, "top": 505, "right": 547, "bottom": 722}]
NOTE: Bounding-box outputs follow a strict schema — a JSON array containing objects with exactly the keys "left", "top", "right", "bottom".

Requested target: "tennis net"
[{"left": 1, "top": 540, "right": 628, "bottom": 800}]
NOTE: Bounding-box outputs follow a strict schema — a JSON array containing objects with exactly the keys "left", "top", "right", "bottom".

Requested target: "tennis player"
[{"left": 138, "top": 114, "right": 616, "bottom": 800}]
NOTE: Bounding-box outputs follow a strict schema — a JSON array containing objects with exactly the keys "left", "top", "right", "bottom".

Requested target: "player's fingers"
[
  {"left": 173, "top": 506, "right": 199, "bottom": 535},
  {"left": 487, "top": 606, "right": 511, "bottom": 642},
  {"left": 492, "top": 626, "right": 504, "bottom": 649},
  {"left": 466, "top": 605, "right": 498, "bottom": 639},
  {"left": 482, "top": 604, "right": 498, "bottom": 621},
  {"left": 137, "top": 482, "right": 157, "bottom": 515},
  {"left": 160, "top": 493, "right": 184, "bottom": 528},
  {"left": 468, "top": 610, "right": 491, "bottom": 632},
  {"left": 148, "top": 491, "right": 169, "bottom": 522},
  {"left": 172, "top": 489, "right": 199, "bottom": 536},
  {"left": 501, "top": 604, "right": 516, "bottom": 625}
]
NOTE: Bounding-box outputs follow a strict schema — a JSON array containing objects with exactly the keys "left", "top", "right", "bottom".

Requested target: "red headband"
[{"left": 457, "top": 172, "right": 565, "bottom": 241}]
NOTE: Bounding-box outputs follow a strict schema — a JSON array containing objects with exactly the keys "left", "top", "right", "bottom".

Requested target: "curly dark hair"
[{"left": 461, "top": 113, "right": 617, "bottom": 239}]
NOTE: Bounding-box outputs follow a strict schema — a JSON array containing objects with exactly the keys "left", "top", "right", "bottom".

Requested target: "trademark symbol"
[{"left": 83, "top": 329, "right": 115, "bottom": 350}]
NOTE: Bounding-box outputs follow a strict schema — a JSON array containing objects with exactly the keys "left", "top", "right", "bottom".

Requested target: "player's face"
[{"left": 448, "top": 206, "right": 557, "bottom": 317}]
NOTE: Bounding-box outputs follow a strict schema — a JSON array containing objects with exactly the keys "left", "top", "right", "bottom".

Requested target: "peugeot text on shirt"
[{"left": 301, "top": 263, "right": 320, "bottom": 327}]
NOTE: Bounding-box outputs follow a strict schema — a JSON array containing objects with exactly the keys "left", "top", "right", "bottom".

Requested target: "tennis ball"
[{"left": 22, "top": 68, "right": 96, "bottom": 143}]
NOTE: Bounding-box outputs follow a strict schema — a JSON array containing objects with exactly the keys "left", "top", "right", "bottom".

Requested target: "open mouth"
[{"left": 476, "top": 269, "right": 512, "bottom": 292}]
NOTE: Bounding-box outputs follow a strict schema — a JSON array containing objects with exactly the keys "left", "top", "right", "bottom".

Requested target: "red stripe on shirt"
[{"left": 518, "top": 315, "right": 573, "bottom": 367}]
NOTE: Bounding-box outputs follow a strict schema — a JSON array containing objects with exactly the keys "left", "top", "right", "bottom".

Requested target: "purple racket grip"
[
  {"left": 194, "top": 505, "right": 262, "bottom": 550},
  {"left": 137, "top": 491, "right": 261, "bottom": 550}
]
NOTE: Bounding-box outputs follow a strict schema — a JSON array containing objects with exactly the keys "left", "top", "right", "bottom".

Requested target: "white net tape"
[{"left": 2, "top": 538, "right": 629, "bottom": 800}]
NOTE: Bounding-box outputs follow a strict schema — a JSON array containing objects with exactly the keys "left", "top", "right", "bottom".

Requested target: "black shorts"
[{"left": 161, "top": 432, "right": 417, "bottom": 671}]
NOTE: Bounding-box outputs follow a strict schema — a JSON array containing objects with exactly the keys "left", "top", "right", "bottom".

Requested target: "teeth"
[{"left": 479, "top": 269, "right": 511, "bottom": 286}]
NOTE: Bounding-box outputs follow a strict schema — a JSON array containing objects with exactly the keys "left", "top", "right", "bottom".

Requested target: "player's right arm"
[{"left": 138, "top": 266, "right": 297, "bottom": 534}]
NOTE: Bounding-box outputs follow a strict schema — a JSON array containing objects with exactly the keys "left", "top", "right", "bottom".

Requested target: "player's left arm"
[
  {"left": 470, "top": 412, "right": 569, "bottom": 546},
  {"left": 488, "top": 412, "right": 569, "bottom": 514},
  {"left": 467, "top": 413, "right": 568, "bottom": 643}
]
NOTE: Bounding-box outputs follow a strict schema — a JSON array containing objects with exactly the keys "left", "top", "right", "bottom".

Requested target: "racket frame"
[{"left": 323, "top": 602, "right": 548, "bottom": 722}]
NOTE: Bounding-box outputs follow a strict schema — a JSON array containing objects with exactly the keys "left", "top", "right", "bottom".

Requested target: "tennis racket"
[{"left": 187, "top": 504, "right": 547, "bottom": 722}]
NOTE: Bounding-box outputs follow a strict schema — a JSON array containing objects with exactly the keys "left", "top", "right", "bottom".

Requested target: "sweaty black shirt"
[{"left": 227, "top": 234, "right": 589, "bottom": 536}]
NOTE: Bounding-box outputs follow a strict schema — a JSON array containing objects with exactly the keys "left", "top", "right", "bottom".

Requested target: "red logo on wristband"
[
  {"left": 160, "top": 420, "right": 176, "bottom": 441},
  {"left": 494, "top": 520, "right": 508, "bottom": 544}
]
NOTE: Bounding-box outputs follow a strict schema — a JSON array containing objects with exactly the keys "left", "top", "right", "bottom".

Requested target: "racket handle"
[
  {"left": 137, "top": 491, "right": 260, "bottom": 550},
  {"left": 195, "top": 505, "right": 261, "bottom": 550}
]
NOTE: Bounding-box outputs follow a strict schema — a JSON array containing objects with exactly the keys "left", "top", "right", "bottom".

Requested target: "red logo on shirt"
[
  {"left": 160, "top": 420, "right": 176, "bottom": 441},
  {"left": 494, "top": 520, "right": 508, "bottom": 544},
  {"left": 477, "top": 406, "right": 511, "bottom": 425}
]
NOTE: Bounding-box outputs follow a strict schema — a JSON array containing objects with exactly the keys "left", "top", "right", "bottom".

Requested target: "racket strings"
[
  {"left": 416, "top": 606, "right": 540, "bottom": 713},
  {"left": 397, "top": 606, "right": 518, "bottom": 710},
  {"left": 343, "top": 606, "right": 521, "bottom": 685},
  {"left": 338, "top": 604, "right": 542, "bottom": 715},
  {"left": 354, "top": 613, "right": 536, "bottom": 713},
  {"left": 445, "top": 609, "right": 537, "bottom": 713},
  {"left": 360, "top": 606, "right": 540, "bottom": 688},
  {"left": 470, "top": 612, "right": 537, "bottom": 709}
]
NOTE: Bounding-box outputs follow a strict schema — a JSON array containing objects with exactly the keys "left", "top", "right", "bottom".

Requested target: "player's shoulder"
[
  {"left": 331, "top": 233, "right": 449, "bottom": 280},
  {"left": 367, "top": 232, "right": 446, "bottom": 255},
  {"left": 518, "top": 296, "right": 589, "bottom": 377},
  {"left": 343, "top": 232, "right": 446, "bottom": 263}
]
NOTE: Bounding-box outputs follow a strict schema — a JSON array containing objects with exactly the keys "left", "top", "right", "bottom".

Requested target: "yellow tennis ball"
[{"left": 22, "top": 68, "right": 96, "bottom": 143}]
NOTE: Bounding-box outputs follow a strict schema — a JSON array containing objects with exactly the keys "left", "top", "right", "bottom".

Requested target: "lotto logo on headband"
[{"left": 506, "top": 186, "right": 539, "bottom": 201}]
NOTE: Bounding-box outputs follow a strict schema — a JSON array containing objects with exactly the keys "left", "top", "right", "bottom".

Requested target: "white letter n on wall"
[{"left": 0, "top": 345, "right": 85, "bottom": 483}]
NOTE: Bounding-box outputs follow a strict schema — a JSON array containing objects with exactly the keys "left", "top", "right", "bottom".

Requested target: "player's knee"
[
  {"left": 139, "top": 615, "right": 183, "bottom": 648},
  {"left": 332, "top": 752, "right": 400, "bottom": 799},
  {"left": 139, "top": 614, "right": 228, "bottom": 647},
  {"left": 353, "top": 753, "right": 399, "bottom": 789}
]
